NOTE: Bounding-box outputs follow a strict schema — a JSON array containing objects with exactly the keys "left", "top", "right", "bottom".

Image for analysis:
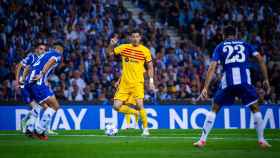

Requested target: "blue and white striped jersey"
[
  {"left": 19, "top": 52, "right": 38, "bottom": 82},
  {"left": 26, "top": 50, "right": 62, "bottom": 86},
  {"left": 20, "top": 52, "right": 38, "bottom": 67},
  {"left": 212, "top": 39, "right": 259, "bottom": 89}
]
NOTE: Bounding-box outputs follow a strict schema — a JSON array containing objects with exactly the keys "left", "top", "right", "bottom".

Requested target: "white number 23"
[{"left": 223, "top": 45, "right": 245, "bottom": 64}]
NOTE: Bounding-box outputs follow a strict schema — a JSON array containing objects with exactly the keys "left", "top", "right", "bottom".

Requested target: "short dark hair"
[
  {"left": 34, "top": 41, "right": 47, "bottom": 48},
  {"left": 53, "top": 42, "right": 64, "bottom": 49},
  {"left": 130, "top": 29, "right": 141, "bottom": 35},
  {"left": 53, "top": 42, "right": 64, "bottom": 53},
  {"left": 224, "top": 26, "right": 236, "bottom": 36}
]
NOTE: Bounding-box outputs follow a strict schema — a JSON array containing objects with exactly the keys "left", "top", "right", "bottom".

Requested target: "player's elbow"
[
  {"left": 209, "top": 62, "right": 217, "bottom": 71},
  {"left": 109, "top": 52, "right": 114, "bottom": 57},
  {"left": 147, "top": 61, "right": 153, "bottom": 69},
  {"left": 106, "top": 48, "right": 114, "bottom": 56}
]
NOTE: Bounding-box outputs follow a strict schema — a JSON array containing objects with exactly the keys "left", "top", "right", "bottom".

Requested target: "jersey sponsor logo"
[
  {"left": 125, "top": 57, "right": 129, "bottom": 62},
  {"left": 129, "top": 59, "right": 139, "bottom": 63}
]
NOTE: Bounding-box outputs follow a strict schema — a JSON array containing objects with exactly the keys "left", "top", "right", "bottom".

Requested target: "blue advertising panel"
[{"left": 0, "top": 104, "right": 279, "bottom": 130}]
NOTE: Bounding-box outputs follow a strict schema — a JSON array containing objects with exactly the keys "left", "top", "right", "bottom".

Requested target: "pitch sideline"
[{"left": 0, "top": 133, "right": 279, "bottom": 141}]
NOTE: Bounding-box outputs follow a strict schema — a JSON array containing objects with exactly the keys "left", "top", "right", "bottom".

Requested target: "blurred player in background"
[
  {"left": 24, "top": 42, "right": 64, "bottom": 140},
  {"left": 15, "top": 43, "right": 47, "bottom": 133},
  {"left": 194, "top": 26, "right": 271, "bottom": 148},
  {"left": 107, "top": 30, "right": 156, "bottom": 136}
]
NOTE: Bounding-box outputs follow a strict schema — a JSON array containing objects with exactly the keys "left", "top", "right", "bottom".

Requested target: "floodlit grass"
[{"left": 0, "top": 129, "right": 279, "bottom": 158}]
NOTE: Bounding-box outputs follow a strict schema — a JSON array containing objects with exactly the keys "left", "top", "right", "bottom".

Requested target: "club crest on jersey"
[{"left": 125, "top": 57, "right": 129, "bottom": 62}]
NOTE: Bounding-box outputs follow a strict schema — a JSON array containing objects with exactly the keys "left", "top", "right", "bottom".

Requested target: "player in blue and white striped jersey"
[
  {"left": 15, "top": 43, "right": 47, "bottom": 133},
  {"left": 24, "top": 42, "right": 63, "bottom": 140},
  {"left": 194, "top": 26, "right": 271, "bottom": 148}
]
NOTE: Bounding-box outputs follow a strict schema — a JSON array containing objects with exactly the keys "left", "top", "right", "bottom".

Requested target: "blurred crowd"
[{"left": 0, "top": 0, "right": 279, "bottom": 104}]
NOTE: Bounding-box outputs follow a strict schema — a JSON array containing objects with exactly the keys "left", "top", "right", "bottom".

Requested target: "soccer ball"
[{"left": 105, "top": 123, "right": 118, "bottom": 136}]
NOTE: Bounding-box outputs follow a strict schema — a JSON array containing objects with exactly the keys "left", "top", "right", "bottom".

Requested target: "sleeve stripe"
[
  {"left": 124, "top": 48, "right": 143, "bottom": 53},
  {"left": 123, "top": 49, "right": 144, "bottom": 56},
  {"left": 49, "top": 56, "right": 58, "bottom": 62},
  {"left": 122, "top": 54, "right": 145, "bottom": 60},
  {"left": 122, "top": 51, "right": 145, "bottom": 58},
  {"left": 146, "top": 59, "right": 152, "bottom": 63}
]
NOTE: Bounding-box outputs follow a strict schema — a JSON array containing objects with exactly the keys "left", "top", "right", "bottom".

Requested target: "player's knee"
[
  {"left": 138, "top": 105, "right": 144, "bottom": 110},
  {"left": 45, "top": 97, "right": 60, "bottom": 111},
  {"left": 212, "top": 104, "right": 221, "bottom": 113},
  {"left": 112, "top": 104, "right": 121, "bottom": 111},
  {"left": 135, "top": 106, "right": 141, "bottom": 111},
  {"left": 52, "top": 100, "right": 60, "bottom": 111},
  {"left": 29, "top": 101, "right": 37, "bottom": 108},
  {"left": 135, "top": 99, "right": 144, "bottom": 109},
  {"left": 52, "top": 104, "right": 60, "bottom": 111},
  {"left": 42, "top": 103, "right": 48, "bottom": 109},
  {"left": 250, "top": 104, "right": 259, "bottom": 113},
  {"left": 113, "top": 100, "right": 123, "bottom": 111}
]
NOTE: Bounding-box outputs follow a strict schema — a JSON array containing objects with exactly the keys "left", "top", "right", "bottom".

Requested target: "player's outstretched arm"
[
  {"left": 200, "top": 61, "right": 218, "bottom": 99},
  {"left": 21, "top": 66, "right": 30, "bottom": 84},
  {"left": 106, "top": 35, "right": 118, "bottom": 56},
  {"left": 255, "top": 54, "right": 271, "bottom": 94},
  {"left": 147, "top": 61, "right": 156, "bottom": 91},
  {"left": 114, "top": 78, "right": 121, "bottom": 88},
  {"left": 15, "top": 63, "right": 23, "bottom": 86}
]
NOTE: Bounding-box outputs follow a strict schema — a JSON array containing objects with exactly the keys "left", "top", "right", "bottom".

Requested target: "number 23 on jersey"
[{"left": 223, "top": 44, "right": 245, "bottom": 64}]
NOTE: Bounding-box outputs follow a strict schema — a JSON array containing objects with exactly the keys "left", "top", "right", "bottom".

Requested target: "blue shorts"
[
  {"left": 213, "top": 84, "right": 258, "bottom": 107},
  {"left": 20, "top": 86, "right": 33, "bottom": 104},
  {"left": 28, "top": 84, "right": 54, "bottom": 103}
]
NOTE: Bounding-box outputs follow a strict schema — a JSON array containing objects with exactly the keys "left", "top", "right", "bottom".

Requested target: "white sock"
[
  {"left": 22, "top": 111, "right": 32, "bottom": 122},
  {"left": 200, "top": 111, "right": 216, "bottom": 142},
  {"left": 47, "top": 119, "right": 52, "bottom": 131},
  {"left": 26, "top": 105, "right": 42, "bottom": 132},
  {"left": 36, "top": 107, "right": 56, "bottom": 134},
  {"left": 254, "top": 112, "right": 265, "bottom": 142},
  {"left": 23, "top": 103, "right": 41, "bottom": 122}
]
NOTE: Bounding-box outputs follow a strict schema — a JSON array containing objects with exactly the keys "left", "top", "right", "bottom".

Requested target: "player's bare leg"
[
  {"left": 250, "top": 103, "right": 272, "bottom": 148},
  {"left": 194, "top": 103, "right": 220, "bottom": 147}
]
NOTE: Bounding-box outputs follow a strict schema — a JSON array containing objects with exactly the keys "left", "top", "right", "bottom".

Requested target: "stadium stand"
[{"left": 0, "top": 0, "right": 279, "bottom": 103}]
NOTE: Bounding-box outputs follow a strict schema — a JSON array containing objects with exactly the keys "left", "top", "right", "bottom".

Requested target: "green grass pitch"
[{"left": 0, "top": 129, "right": 279, "bottom": 158}]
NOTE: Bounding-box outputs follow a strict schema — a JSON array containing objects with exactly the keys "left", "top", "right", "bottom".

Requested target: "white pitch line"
[
  {"left": 59, "top": 134, "right": 224, "bottom": 140},
  {"left": 0, "top": 133, "right": 280, "bottom": 141},
  {"left": 0, "top": 134, "right": 20, "bottom": 136},
  {"left": 146, "top": 133, "right": 265, "bottom": 136}
]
